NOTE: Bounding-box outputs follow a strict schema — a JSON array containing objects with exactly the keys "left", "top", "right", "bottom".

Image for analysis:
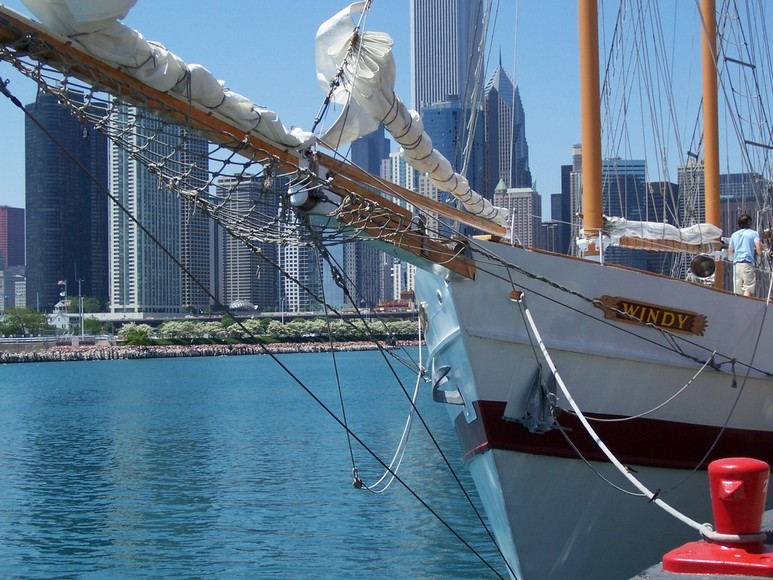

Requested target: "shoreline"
[{"left": 0, "top": 340, "right": 420, "bottom": 364}]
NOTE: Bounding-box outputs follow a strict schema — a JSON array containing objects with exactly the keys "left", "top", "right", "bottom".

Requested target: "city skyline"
[
  {"left": 3, "top": 1, "right": 771, "bottom": 315},
  {"left": 0, "top": 0, "right": 670, "bottom": 213}
]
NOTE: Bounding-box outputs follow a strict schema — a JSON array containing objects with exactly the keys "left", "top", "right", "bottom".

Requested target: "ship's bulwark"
[{"left": 416, "top": 239, "right": 773, "bottom": 579}]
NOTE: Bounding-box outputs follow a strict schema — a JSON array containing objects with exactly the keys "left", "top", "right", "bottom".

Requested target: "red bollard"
[
  {"left": 710, "top": 458, "right": 769, "bottom": 537},
  {"left": 662, "top": 457, "right": 773, "bottom": 576}
]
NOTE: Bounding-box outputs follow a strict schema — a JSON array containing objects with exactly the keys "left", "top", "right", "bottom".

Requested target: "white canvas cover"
[
  {"left": 20, "top": 0, "right": 314, "bottom": 149},
  {"left": 315, "top": 2, "right": 509, "bottom": 228},
  {"left": 603, "top": 216, "right": 722, "bottom": 246}
]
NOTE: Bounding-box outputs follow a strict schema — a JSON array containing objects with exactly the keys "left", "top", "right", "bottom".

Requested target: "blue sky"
[
  {"left": 0, "top": 1, "right": 587, "bottom": 214},
  {"left": 2, "top": 0, "right": 738, "bottom": 224}
]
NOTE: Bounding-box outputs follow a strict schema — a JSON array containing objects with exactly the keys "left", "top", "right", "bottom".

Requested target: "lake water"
[{"left": 0, "top": 349, "right": 505, "bottom": 578}]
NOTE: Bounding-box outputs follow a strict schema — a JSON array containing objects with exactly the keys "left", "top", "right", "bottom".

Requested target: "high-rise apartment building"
[
  {"left": 214, "top": 174, "right": 278, "bottom": 312},
  {"left": 410, "top": 0, "right": 485, "bottom": 111},
  {"left": 493, "top": 185, "right": 543, "bottom": 248},
  {"left": 341, "top": 126, "right": 391, "bottom": 308},
  {"left": 483, "top": 62, "right": 532, "bottom": 196},
  {"left": 25, "top": 92, "right": 108, "bottom": 311},
  {"left": 381, "top": 151, "right": 421, "bottom": 297},
  {"left": 0, "top": 206, "right": 24, "bottom": 270},
  {"left": 675, "top": 163, "right": 770, "bottom": 233},
  {"left": 108, "top": 104, "right": 210, "bottom": 314},
  {"left": 278, "top": 231, "right": 323, "bottom": 314}
]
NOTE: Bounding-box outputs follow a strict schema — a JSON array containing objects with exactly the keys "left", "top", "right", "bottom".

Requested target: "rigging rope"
[
  {"left": 357, "top": 313, "right": 424, "bottom": 494},
  {"left": 0, "top": 71, "right": 510, "bottom": 578},
  {"left": 513, "top": 291, "right": 767, "bottom": 545}
]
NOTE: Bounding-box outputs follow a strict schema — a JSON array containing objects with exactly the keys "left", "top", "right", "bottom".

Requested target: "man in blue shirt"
[{"left": 728, "top": 214, "right": 763, "bottom": 296}]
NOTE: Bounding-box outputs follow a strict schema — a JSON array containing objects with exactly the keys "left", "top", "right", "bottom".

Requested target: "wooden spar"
[
  {"left": 700, "top": 0, "right": 723, "bottom": 288},
  {"left": 701, "top": 0, "right": 721, "bottom": 229},
  {"left": 319, "top": 155, "right": 506, "bottom": 237},
  {"left": 578, "top": 0, "right": 604, "bottom": 258},
  {"left": 0, "top": 5, "right": 498, "bottom": 276},
  {"left": 617, "top": 237, "right": 707, "bottom": 254},
  {"left": 0, "top": 4, "right": 502, "bottom": 239}
]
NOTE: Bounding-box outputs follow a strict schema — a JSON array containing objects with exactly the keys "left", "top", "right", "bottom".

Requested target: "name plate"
[{"left": 596, "top": 295, "right": 707, "bottom": 336}]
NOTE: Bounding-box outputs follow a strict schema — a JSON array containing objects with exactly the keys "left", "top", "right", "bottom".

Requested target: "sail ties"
[
  {"left": 19, "top": 0, "right": 316, "bottom": 149},
  {"left": 315, "top": 2, "right": 509, "bottom": 229}
]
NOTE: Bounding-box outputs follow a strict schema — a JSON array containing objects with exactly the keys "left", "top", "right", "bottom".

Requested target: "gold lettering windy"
[{"left": 597, "top": 296, "right": 707, "bottom": 336}]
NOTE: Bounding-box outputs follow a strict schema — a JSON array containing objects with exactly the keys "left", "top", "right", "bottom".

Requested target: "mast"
[
  {"left": 701, "top": 0, "right": 722, "bottom": 287},
  {"left": 578, "top": 0, "right": 603, "bottom": 259},
  {"left": 701, "top": 0, "right": 720, "bottom": 228}
]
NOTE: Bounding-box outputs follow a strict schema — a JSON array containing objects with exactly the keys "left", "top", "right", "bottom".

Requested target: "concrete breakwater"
[{"left": 0, "top": 341, "right": 419, "bottom": 364}]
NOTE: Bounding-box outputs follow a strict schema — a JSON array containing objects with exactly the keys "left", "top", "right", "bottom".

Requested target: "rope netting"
[
  {"left": 0, "top": 17, "right": 449, "bottom": 259},
  {"left": 2, "top": 44, "right": 316, "bottom": 247}
]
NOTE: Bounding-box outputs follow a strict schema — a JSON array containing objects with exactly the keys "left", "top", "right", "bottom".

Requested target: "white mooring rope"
[{"left": 517, "top": 296, "right": 766, "bottom": 544}]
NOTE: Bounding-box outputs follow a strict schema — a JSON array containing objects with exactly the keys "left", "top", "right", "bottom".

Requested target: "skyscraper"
[
  {"left": 483, "top": 62, "right": 532, "bottom": 195},
  {"left": 25, "top": 92, "right": 108, "bottom": 311},
  {"left": 411, "top": 0, "right": 489, "bottom": 239},
  {"left": 108, "top": 104, "right": 210, "bottom": 314},
  {"left": 0, "top": 206, "right": 24, "bottom": 270},
  {"left": 410, "top": 0, "right": 485, "bottom": 111},
  {"left": 342, "top": 125, "right": 391, "bottom": 308},
  {"left": 493, "top": 185, "right": 542, "bottom": 248},
  {"left": 601, "top": 157, "right": 649, "bottom": 270},
  {"left": 215, "top": 174, "right": 278, "bottom": 312},
  {"left": 421, "top": 99, "right": 485, "bottom": 194}
]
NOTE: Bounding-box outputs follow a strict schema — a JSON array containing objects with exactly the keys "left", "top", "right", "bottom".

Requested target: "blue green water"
[{"left": 0, "top": 350, "right": 504, "bottom": 578}]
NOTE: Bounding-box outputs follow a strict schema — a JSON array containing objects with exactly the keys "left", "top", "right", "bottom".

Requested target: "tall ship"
[{"left": 2, "top": 1, "right": 773, "bottom": 577}]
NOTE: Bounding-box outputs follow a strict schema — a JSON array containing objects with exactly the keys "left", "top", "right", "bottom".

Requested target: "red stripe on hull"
[{"left": 455, "top": 400, "right": 773, "bottom": 469}]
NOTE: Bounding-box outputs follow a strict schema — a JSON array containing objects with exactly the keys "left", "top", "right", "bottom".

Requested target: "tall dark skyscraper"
[
  {"left": 483, "top": 62, "right": 532, "bottom": 196},
  {"left": 600, "top": 158, "right": 651, "bottom": 271},
  {"left": 0, "top": 206, "right": 25, "bottom": 270},
  {"left": 25, "top": 92, "right": 108, "bottom": 311}
]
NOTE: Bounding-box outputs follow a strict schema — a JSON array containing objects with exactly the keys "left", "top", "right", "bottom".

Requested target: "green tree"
[
  {"left": 202, "top": 321, "right": 228, "bottom": 340},
  {"left": 83, "top": 317, "right": 105, "bottom": 335},
  {"left": 0, "top": 308, "right": 53, "bottom": 336},
  {"left": 228, "top": 318, "right": 266, "bottom": 341},
  {"left": 65, "top": 296, "right": 102, "bottom": 313}
]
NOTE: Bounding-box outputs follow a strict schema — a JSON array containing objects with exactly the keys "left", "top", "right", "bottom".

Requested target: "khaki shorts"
[{"left": 734, "top": 262, "right": 756, "bottom": 294}]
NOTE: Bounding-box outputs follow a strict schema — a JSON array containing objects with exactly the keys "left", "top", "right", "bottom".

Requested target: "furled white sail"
[
  {"left": 20, "top": 0, "right": 315, "bottom": 149},
  {"left": 603, "top": 216, "right": 722, "bottom": 246},
  {"left": 315, "top": 1, "right": 380, "bottom": 147},
  {"left": 316, "top": 2, "right": 510, "bottom": 228}
]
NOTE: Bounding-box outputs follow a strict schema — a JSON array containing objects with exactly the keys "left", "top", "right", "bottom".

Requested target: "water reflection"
[{"left": 0, "top": 353, "right": 504, "bottom": 578}]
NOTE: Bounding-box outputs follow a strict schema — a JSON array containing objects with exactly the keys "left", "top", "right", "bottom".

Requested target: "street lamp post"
[{"left": 77, "top": 278, "right": 84, "bottom": 338}]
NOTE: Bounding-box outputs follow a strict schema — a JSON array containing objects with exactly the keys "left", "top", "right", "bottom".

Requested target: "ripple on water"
[{"left": 0, "top": 353, "right": 505, "bottom": 578}]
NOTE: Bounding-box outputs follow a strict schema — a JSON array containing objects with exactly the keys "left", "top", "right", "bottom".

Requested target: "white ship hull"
[{"left": 415, "top": 239, "right": 773, "bottom": 579}]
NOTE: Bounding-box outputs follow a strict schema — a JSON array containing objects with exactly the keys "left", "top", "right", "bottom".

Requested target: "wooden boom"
[{"left": 0, "top": 5, "right": 512, "bottom": 278}]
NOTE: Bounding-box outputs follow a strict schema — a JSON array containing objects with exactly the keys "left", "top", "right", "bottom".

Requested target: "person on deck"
[{"left": 728, "top": 213, "right": 763, "bottom": 297}]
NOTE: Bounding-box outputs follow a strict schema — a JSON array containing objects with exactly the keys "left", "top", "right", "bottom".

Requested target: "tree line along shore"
[{"left": 0, "top": 340, "right": 420, "bottom": 364}]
